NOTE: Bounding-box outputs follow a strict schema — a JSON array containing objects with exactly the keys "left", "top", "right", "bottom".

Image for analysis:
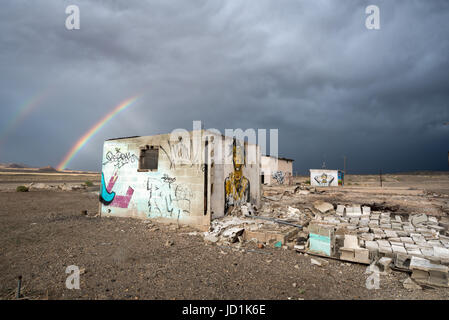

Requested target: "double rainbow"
[
  {"left": 0, "top": 90, "right": 50, "bottom": 145},
  {"left": 56, "top": 95, "right": 140, "bottom": 171}
]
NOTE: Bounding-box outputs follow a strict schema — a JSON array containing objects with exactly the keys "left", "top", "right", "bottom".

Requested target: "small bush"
[
  {"left": 84, "top": 181, "right": 94, "bottom": 187},
  {"left": 16, "top": 185, "right": 29, "bottom": 192},
  {"left": 304, "top": 179, "right": 310, "bottom": 185}
]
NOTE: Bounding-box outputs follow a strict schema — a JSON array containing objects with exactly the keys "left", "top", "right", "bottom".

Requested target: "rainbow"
[
  {"left": 56, "top": 95, "right": 140, "bottom": 171},
  {"left": 0, "top": 90, "right": 50, "bottom": 145}
]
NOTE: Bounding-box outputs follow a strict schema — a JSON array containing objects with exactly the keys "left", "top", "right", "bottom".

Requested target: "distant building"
[
  {"left": 99, "top": 130, "right": 261, "bottom": 230},
  {"left": 261, "top": 155, "right": 294, "bottom": 185},
  {"left": 309, "top": 169, "right": 344, "bottom": 187}
]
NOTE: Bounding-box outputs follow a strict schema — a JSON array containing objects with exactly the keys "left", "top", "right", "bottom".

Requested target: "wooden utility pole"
[
  {"left": 446, "top": 123, "right": 449, "bottom": 167},
  {"left": 379, "top": 169, "right": 383, "bottom": 187},
  {"left": 343, "top": 156, "right": 347, "bottom": 186}
]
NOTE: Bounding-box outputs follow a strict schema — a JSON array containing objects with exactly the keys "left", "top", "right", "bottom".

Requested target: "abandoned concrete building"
[
  {"left": 309, "top": 169, "right": 344, "bottom": 187},
  {"left": 261, "top": 156, "right": 294, "bottom": 185},
  {"left": 99, "top": 130, "right": 261, "bottom": 230}
]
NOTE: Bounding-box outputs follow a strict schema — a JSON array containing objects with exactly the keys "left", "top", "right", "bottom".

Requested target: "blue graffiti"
[{"left": 99, "top": 172, "right": 115, "bottom": 205}]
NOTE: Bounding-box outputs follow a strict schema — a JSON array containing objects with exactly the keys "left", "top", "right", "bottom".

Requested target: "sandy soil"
[{"left": 1, "top": 172, "right": 449, "bottom": 300}]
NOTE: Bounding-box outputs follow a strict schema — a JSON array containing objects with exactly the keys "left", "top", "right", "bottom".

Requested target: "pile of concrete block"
[{"left": 307, "top": 205, "right": 449, "bottom": 275}]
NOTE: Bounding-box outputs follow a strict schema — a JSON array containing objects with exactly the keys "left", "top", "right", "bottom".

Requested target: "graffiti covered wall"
[
  {"left": 260, "top": 156, "right": 293, "bottom": 185},
  {"left": 309, "top": 169, "right": 340, "bottom": 187},
  {"left": 99, "top": 133, "right": 207, "bottom": 229},
  {"left": 210, "top": 135, "right": 261, "bottom": 219},
  {"left": 99, "top": 131, "right": 262, "bottom": 228}
]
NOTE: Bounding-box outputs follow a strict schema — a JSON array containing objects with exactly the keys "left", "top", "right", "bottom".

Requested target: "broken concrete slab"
[
  {"left": 362, "top": 206, "right": 371, "bottom": 215},
  {"left": 400, "top": 237, "right": 414, "bottom": 244},
  {"left": 377, "top": 257, "right": 393, "bottom": 273},
  {"left": 394, "top": 253, "right": 411, "bottom": 269},
  {"left": 204, "top": 234, "right": 219, "bottom": 243},
  {"left": 354, "top": 248, "right": 370, "bottom": 263},
  {"left": 344, "top": 235, "right": 359, "bottom": 249},
  {"left": 376, "top": 240, "right": 390, "bottom": 247},
  {"left": 385, "top": 230, "right": 398, "bottom": 238},
  {"left": 311, "top": 257, "right": 329, "bottom": 267},
  {"left": 308, "top": 223, "right": 335, "bottom": 256},
  {"left": 336, "top": 205, "right": 346, "bottom": 216},
  {"left": 403, "top": 277, "right": 422, "bottom": 290},
  {"left": 412, "top": 214, "right": 428, "bottom": 226},
  {"left": 410, "top": 256, "right": 449, "bottom": 273},
  {"left": 346, "top": 206, "right": 362, "bottom": 218},
  {"left": 313, "top": 201, "right": 334, "bottom": 214},
  {"left": 392, "top": 245, "right": 407, "bottom": 255},
  {"left": 379, "top": 246, "right": 394, "bottom": 258}
]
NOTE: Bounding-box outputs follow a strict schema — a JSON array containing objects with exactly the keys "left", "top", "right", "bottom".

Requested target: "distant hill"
[
  {"left": 37, "top": 166, "right": 58, "bottom": 173},
  {"left": 6, "top": 163, "right": 28, "bottom": 168}
]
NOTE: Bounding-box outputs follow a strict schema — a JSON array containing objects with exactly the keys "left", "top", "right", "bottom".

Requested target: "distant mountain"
[
  {"left": 37, "top": 166, "right": 58, "bottom": 172},
  {"left": 6, "top": 163, "right": 28, "bottom": 168}
]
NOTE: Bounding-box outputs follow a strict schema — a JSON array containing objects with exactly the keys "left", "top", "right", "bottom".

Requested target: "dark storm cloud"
[{"left": 0, "top": 0, "right": 448, "bottom": 173}]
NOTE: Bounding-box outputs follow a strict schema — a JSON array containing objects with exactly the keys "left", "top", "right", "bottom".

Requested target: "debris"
[
  {"left": 204, "top": 234, "right": 219, "bottom": 243},
  {"left": 244, "top": 214, "right": 303, "bottom": 229},
  {"left": 403, "top": 277, "right": 422, "bottom": 290},
  {"left": 221, "top": 227, "right": 245, "bottom": 243},
  {"left": 257, "top": 243, "right": 264, "bottom": 249},
  {"left": 313, "top": 201, "right": 334, "bottom": 214},
  {"left": 362, "top": 206, "right": 371, "bottom": 215},
  {"left": 287, "top": 206, "right": 301, "bottom": 217},
  {"left": 377, "top": 257, "right": 393, "bottom": 273},
  {"left": 346, "top": 206, "right": 362, "bottom": 218},
  {"left": 274, "top": 241, "right": 282, "bottom": 248},
  {"left": 16, "top": 276, "right": 22, "bottom": 299},
  {"left": 412, "top": 214, "right": 428, "bottom": 226},
  {"left": 165, "top": 240, "right": 174, "bottom": 247},
  {"left": 410, "top": 256, "right": 449, "bottom": 287},
  {"left": 336, "top": 205, "right": 346, "bottom": 216},
  {"left": 311, "top": 257, "right": 329, "bottom": 267}
]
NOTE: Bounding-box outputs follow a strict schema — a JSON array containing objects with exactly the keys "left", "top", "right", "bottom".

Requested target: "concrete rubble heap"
[
  {"left": 199, "top": 183, "right": 449, "bottom": 288},
  {"left": 307, "top": 202, "right": 449, "bottom": 286}
]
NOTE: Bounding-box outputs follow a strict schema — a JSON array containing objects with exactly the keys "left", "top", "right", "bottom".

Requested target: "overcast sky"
[{"left": 0, "top": 0, "right": 448, "bottom": 174}]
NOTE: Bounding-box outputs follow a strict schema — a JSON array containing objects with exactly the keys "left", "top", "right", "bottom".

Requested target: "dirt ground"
[{"left": 1, "top": 172, "right": 449, "bottom": 300}]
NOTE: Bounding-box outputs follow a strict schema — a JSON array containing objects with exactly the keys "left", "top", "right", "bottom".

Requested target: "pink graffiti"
[{"left": 106, "top": 172, "right": 134, "bottom": 208}]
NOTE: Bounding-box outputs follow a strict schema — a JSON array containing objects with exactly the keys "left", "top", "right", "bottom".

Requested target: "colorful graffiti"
[
  {"left": 100, "top": 172, "right": 115, "bottom": 205},
  {"left": 314, "top": 172, "right": 335, "bottom": 187},
  {"left": 100, "top": 170, "right": 134, "bottom": 208},
  {"left": 224, "top": 140, "right": 250, "bottom": 214},
  {"left": 272, "top": 171, "right": 285, "bottom": 185},
  {"left": 102, "top": 148, "right": 139, "bottom": 169},
  {"left": 146, "top": 174, "right": 193, "bottom": 219}
]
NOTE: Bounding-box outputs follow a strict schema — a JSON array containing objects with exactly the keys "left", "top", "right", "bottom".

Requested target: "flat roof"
[
  {"left": 262, "top": 155, "right": 294, "bottom": 162},
  {"left": 106, "top": 136, "right": 141, "bottom": 141}
]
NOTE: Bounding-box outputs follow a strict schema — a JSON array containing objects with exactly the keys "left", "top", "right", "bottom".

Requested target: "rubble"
[
  {"left": 403, "top": 277, "right": 422, "bottom": 290},
  {"left": 313, "top": 201, "right": 334, "bottom": 214},
  {"left": 311, "top": 257, "right": 329, "bottom": 267},
  {"left": 27, "top": 182, "right": 88, "bottom": 191},
  {"left": 377, "top": 257, "right": 393, "bottom": 274}
]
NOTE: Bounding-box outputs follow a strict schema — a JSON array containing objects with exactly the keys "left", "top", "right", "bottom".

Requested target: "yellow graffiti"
[{"left": 224, "top": 141, "right": 250, "bottom": 214}]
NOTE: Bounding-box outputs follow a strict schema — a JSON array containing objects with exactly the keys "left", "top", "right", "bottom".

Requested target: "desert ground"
[{"left": 1, "top": 169, "right": 449, "bottom": 300}]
